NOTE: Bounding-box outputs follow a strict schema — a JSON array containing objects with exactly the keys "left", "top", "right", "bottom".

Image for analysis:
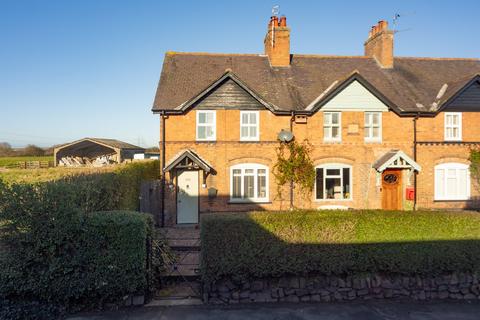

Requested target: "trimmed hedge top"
[{"left": 201, "top": 210, "right": 480, "bottom": 284}]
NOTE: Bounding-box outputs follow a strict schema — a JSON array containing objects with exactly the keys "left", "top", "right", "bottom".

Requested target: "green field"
[
  {"left": 0, "top": 165, "right": 119, "bottom": 184},
  {"left": 0, "top": 156, "right": 53, "bottom": 168}
]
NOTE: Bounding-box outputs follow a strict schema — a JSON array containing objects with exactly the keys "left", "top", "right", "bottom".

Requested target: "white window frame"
[
  {"left": 196, "top": 110, "right": 216, "bottom": 141},
  {"left": 364, "top": 112, "right": 382, "bottom": 142},
  {"left": 444, "top": 112, "right": 462, "bottom": 141},
  {"left": 323, "top": 112, "right": 342, "bottom": 142},
  {"left": 230, "top": 163, "right": 269, "bottom": 203},
  {"left": 434, "top": 162, "right": 470, "bottom": 201},
  {"left": 239, "top": 111, "right": 260, "bottom": 141},
  {"left": 314, "top": 163, "right": 352, "bottom": 201}
]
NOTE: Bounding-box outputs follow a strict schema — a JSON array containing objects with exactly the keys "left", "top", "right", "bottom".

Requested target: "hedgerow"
[
  {"left": 201, "top": 210, "right": 480, "bottom": 285},
  {"left": 0, "top": 161, "right": 159, "bottom": 319},
  {"left": 0, "top": 210, "right": 153, "bottom": 320}
]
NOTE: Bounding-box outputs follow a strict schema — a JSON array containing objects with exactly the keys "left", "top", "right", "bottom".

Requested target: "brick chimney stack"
[
  {"left": 264, "top": 15, "right": 290, "bottom": 67},
  {"left": 364, "top": 20, "right": 394, "bottom": 68}
]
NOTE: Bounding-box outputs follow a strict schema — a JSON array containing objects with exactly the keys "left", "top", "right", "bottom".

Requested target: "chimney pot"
[
  {"left": 279, "top": 16, "right": 287, "bottom": 27},
  {"left": 271, "top": 16, "right": 279, "bottom": 27}
]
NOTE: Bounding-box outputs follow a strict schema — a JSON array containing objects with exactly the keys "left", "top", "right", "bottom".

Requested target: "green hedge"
[
  {"left": 0, "top": 210, "right": 153, "bottom": 320},
  {"left": 0, "top": 161, "right": 159, "bottom": 319},
  {"left": 201, "top": 210, "right": 480, "bottom": 285}
]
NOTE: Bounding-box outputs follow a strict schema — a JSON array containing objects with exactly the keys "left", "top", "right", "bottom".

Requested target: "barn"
[{"left": 54, "top": 138, "right": 145, "bottom": 167}]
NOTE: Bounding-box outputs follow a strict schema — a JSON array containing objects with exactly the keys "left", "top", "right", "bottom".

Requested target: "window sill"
[
  {"left": 228, "top": 200, "right": 271, "bottom": 204},
  {"left": 444, "top": 139, "right": 462, "bottom": 142},
  {"left": 434, "top": 198, "right": 471, "bottom": 202},
  {"left": 364, "top": 139, "right": 382, "bottom": 144},
  {"left": 323, "top": 140, "right": 342, "bottom": 144},
  {"left": 239, "top": 140, "right": 260, "bottom": 143},
  {"left": 195, "top": 140, "right": 216, "bottom": 143},
  {"left": 314, "top": 199, "right": 353, "bottom": 202}
]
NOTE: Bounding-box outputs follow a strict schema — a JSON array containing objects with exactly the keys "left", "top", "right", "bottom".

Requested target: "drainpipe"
[
  {"left": 290, "top": 111, "right": 295, "bottom": 210},
  {"left": 413, "top": 113, "right": 419, "bottom": 211},
  {"left": 160, "top": 111, "right": 166, "bottom": 227}
]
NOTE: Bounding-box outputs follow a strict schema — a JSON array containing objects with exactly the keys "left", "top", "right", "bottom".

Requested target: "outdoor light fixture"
[{"left": 277, "top": 129, "right": 294, "bottom": 142}]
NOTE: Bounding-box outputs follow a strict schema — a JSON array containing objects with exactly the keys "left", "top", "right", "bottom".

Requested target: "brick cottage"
[{"left": 152, "top": 16, "right": 480, "bottom": 226}]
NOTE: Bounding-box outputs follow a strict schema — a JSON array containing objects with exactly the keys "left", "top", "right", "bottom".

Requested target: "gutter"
[
  {"left": 290, "top": 111, "right": 295, "bottom": 210},
  {"left": 160, "top": 111, "right": 166, "bottom": 227},
  {"left": 413, "top": 113, "right": 419, "bottom": 211}
]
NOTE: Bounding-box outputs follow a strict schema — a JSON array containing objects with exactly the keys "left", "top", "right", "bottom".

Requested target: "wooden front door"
[
  {"left": 177, "top": 170, "right": 199, "bottom": 224},
  {"left": 381, "top": 169, "right": 402, "bottom": 210}
]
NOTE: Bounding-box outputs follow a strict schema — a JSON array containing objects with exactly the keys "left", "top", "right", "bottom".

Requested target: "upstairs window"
[
  {"left": 315, "top": 164, "right": 352, "bottom": 200},
  {"left": 323, "top": 112, "right": 341, "bottom": 142},
  {"left": 230, "top": 163, "right": 268, "bottom": 202},
  {"left": 434, "top": 163, "right": 470, "bottom": 200},
  {"left": 196, "top": 110, "right": 216, "bottom": 141},
  {"left": 364, "top": 112, "right": 382, "bottom": 142},
  {"left": 444, "top": 112, "right": 462, "bottom": 141},
  {"left": 240, "top": 111, "right": 259, "bottom": 141}
]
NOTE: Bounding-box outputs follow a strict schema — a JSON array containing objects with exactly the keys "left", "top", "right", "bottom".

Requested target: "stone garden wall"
[{"left": 206, "top": 273, "right": 480, "bottom": 304}]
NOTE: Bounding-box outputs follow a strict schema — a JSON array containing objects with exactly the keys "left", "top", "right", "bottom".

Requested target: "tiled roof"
[{"left": 152, "top": 52, "right": 480, "bottom": 114}]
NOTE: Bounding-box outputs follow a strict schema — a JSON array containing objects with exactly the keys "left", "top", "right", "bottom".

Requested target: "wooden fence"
[
  {"left": 140, "top": 180, "right": 162, "bottom": 225},
  {"left": 15, "top": 161, "right": 55, "bottom": 169}
]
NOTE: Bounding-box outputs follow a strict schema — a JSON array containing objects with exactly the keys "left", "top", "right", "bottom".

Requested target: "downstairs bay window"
[
  {"left": 230, "top": 163, "right": 269, "bottom": 202},
  {"left": 434, "top": 163, "right": 470, "bottom": 200},
  {"left": 315, "top": 164, "right": 352, "bottom": 200}
]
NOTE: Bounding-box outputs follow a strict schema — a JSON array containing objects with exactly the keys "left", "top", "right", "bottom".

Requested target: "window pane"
[
  {"left": 198, "top": 112, "right": 206, "bottom": 124},
  {"left": 258, "top": 169, "right": 266, "bottom": 175},
  {"left": 205, "top": 112, "right": 214, "bottom": 124},
  {"left": 343, "top": 168, "right": 350, "bottom": 199},
  {"left": 447, "top": 176, "right": 457, "bottom": 196},
  {"left": 316, "top": 168, "right": 324, "bottom": 199},
  {"left": 332, "top": 113, "right": 339, "bottom": 124},
  {"left": 372, "top": 127, "right": 380, "bottom": 138},
  {"left": 249, "top": 113, "right": 257, "bottom": 124},
  {"left": 242, "top": 113, "right": 249, "bottom": 124},
  {"left": 452, "top": 115, "right": 459, "bottom": 125},
  {"left": 452, "top": 128, "right": 458, "bottom": 138},
  {"left": 324, "top": 113, "right": 331, "bottom": 124},
  {"left": 232, "top": 175, "right": 241, "bottom": 198},
  {"left": 324, "top": 127, "right": 330, "bottom": 139},
  {"left": 198, "top": 126, "right": 206, "bottom": 139},
  {"left": 446, "top": 128, "right": 452, "bottom": 139},
  {"left": 372, "top": 113, "right": 380, "bottom": 125},
  {"left": 249, "top": 126, "right": 257, "bottom": 138},
  {"left": 245, "top": 169, "right": 254, "bottom": 174},
  {"left": 325, "top": 177, "right": 341, "bottom": 199},
  {"left": 332, "top": 127, "right": 339, "bottom": 138},
  {"left": 206, "top": 126, "right": 214, "bottom": 138},
  {"left": 326, "top": 169, "right": 340, "bottom": 176},
  {"left": 458, "top": 169, "right": 468, "bottom": 198},
  {"left": 364, "top": 126, "right": 370, "bottom": 138},
  {"left": 241, "top": 126, "right": 249, "bottom": 138},
  {"left": 435, "top": 169, "right": 444, "bottom": 198},
  {"left": 244, "top": 175, "right": 254, "bottom": 198},
  {"left": 257, "top": 175, "right": 266, "bottom": 198}
]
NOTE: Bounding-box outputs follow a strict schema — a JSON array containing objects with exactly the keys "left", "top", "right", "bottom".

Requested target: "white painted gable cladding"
[{"left": 321, "top": 80, "right": 389, "bottom": 112}]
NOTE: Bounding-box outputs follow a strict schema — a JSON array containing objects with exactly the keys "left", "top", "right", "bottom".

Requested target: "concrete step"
[{"left": 162, "top": 263, "right": 200, "bottom": 277}]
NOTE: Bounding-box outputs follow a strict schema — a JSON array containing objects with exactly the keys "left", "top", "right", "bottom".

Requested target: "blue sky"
[{"left": 1, "top": 0, "right": 479, "bottom": 147}]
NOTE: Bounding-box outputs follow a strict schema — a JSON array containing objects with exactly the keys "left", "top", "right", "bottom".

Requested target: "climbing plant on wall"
[
  {"left": 273, "top": 139, "right": 316, "bottom": 200},
  {"left": 469, "top": 148, "right": 480, "bottom": 189}
]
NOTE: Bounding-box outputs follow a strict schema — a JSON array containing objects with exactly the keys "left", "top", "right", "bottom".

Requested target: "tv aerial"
[
  {"left": 272, "top": 5, "right": 279, "bottom": 16},
  {"left": 392, "top": 11, "right": 415, "bottom": 34}
]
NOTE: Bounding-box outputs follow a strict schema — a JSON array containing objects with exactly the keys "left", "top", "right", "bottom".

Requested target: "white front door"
[{"left": 177, "top": 170, "right": 199, "bottom": 224}]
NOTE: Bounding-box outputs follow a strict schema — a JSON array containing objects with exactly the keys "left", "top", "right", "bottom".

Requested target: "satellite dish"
[{"left": 277, "top": 129, "right": 294, "bottom": 142}]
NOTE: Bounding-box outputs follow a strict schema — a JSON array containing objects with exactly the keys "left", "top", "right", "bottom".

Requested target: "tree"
[
  {"left": 0, "top": 142, "right": 13, "bottom": 156},
  {"left": 22, "top": 144, "right": 45, "bottom": 156}
]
